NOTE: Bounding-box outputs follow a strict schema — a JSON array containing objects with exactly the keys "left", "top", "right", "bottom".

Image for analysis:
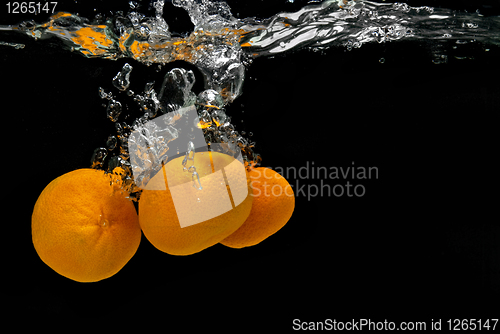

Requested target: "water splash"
[
  {"left": 2, "top": 0, "right": 499, "bottom": 198},
  {"left": 2, "top": 1, "right": 498, "bottom": 80},
  {"left": 2, "top": 1, "right": 499, "bottom": 85},
  {"left": 239, "top": 1, "right": 500, "bottom": 56},
  {"left": 0, "top": 41, "right": 25, "bottom": 49}
]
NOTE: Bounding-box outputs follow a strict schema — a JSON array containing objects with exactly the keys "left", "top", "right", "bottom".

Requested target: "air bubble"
[
  {"left": 98, "top": 87, "right": 112, "bottom": 100},
  {"left": 187, "top": 141, "right": 195, "bottom": 157},
  {"left": 106, "top": 135, "right": 118, "bottom": 150},
  {"left": 91, "top": 147, "right": 108, "bottom": 169},
  {"left": 112, "top": 63, "right": 133, "bottom": 92},
  {"left": 144, "top": 81, "right": 155, "bottom": 94},
  {"left": 107, "top": 99, "right": 123, "bottom": 122},
  {"left": 129, "top": 1, "right": 138, "bottom": 9},
  {"left": 192, "top": 171, "right": 202, "bottom": 190},
  {"left": 198, "top": 89, "right": 224, "bottom": 108}
]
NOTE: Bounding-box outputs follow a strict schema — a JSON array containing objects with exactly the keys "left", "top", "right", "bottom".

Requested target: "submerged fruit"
[
  {"left": 221, "top": 167, "right": 294, "bottom": 249},
  {"left": 32, "top": 168, "right": 141, "bottom": 283},
  {"left": 139, "top": 151, "right": 253, "bottom": 255}
]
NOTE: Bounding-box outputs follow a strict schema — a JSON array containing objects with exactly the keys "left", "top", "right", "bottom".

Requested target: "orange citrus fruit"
[
  {"left": 138, "top": 151, "right": 253, "bottom": 255},
  {"left": 220, "top": 167, "right": 295, "bottom": 248},
  {"left": 32, "top": 168, "right": 141, "bottom": 283}
]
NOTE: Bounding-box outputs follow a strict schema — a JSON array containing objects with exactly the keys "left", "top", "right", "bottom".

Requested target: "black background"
[{"left": 2, "top": 0, "right": 499, "bottom": 330}]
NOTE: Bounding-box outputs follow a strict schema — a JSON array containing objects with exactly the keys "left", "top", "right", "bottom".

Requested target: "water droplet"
[
  {"left": 379, "top": 57, "right": 385, "bottom": 64},
  {"left": 249, "top": 132, "right": 253, "bottom": 137}
]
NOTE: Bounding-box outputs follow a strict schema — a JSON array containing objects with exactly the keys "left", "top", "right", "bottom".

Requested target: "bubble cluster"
[{"left": 91, "top": 61, "right": 260, "bottom": 201}]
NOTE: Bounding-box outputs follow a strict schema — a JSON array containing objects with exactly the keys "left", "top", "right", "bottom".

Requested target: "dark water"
[{"left": 2, "top": 0, "right": 499, "bottom": 326}]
